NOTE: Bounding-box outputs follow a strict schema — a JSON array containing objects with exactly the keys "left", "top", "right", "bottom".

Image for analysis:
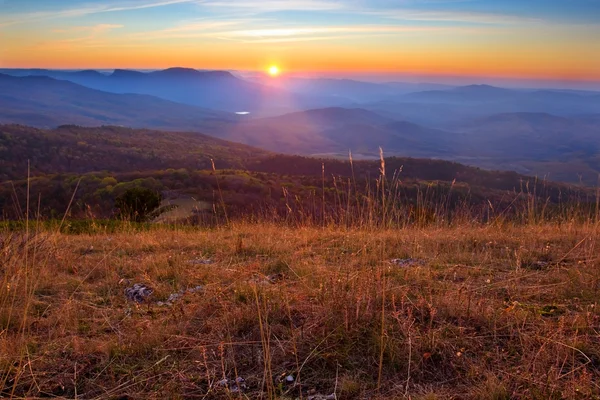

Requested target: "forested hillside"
[{"left": 0, "top": 124, "right": 591, "bottom": 223}]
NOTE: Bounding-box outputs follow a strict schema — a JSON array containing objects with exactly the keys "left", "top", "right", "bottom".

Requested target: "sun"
[{"left": 268, "top": 65, "right": 280, "bottom": 77}]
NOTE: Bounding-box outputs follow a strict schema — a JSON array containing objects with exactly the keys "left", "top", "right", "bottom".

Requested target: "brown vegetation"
[{"left": 2, "top": 218, "right": 600, "bottom": 399}]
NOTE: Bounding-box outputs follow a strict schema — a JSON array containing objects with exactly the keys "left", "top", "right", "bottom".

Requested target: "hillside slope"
[
  {"left": 0, "top": 124, "right": 591, "bottom": 222},
  {"left": 0, "top": 124, "right": 270, "bottom": 180},
  {"left": 223, "top": 107, "right": 459, "bottom": 156},
  {"left": 0, "top": 124, "right": 583, "bottom": 193}
]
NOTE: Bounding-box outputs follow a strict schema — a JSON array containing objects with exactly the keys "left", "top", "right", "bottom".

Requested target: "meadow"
[{"left": 1, "top": 213, "right": 599, "bottom": 399}]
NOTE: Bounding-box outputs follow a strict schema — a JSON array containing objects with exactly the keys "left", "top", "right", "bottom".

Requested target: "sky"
[{"left": 1, "top": 0, "right": 599, "bottom": 84}]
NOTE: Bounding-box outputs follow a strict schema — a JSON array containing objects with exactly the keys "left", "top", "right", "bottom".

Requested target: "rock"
[
  {"left": 187, "top": 285, "right": 204, "bottom": 293},
  {"left": 167, "top": 292, "right": 183, "bottom": 303},
  {"left": 158, "top": 285, "right": 204, "bottom": 307},
  {"left": 231, "top": 377, "right": 247, "bottom": 393},
  {"left": 124, "top": 283, "right": 153, "bottom": 303},
  {"left": 216, "top": 378, "right": 229, "bottom": 387},
  {"left": 216, "top": 377, "right": 247, "bottom": 393}
]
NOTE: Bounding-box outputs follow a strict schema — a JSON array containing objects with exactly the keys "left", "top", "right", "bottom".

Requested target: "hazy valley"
[{"left": 2, "top": 69, "right": 600, "bottom": 185}]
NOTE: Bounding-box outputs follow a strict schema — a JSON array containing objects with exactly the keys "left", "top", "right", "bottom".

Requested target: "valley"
[{"left": 2, "top": 69, "right": 600, "bottom": 184}]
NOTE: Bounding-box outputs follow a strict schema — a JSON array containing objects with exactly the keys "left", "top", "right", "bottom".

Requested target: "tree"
[{"left": 115, "top": 188, "right": 161, "bottom": 222}]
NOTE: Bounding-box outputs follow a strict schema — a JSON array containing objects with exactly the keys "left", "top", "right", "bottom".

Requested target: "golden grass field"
[{"left": 2, "top": 220, "right": 599, "bottom": 399}]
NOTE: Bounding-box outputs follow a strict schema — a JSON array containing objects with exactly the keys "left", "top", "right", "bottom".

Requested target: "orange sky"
[{"left": 1, "top": 0, "right": 599, "bottom": 82}]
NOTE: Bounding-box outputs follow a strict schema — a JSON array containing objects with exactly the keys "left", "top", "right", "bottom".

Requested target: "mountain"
[
  {"left": 0, "top": 73, "right": 237, "bottom": 131},
  {"left": 404, "top": 84, "right": 517, "bottom": 103},
  {"left": 449, "top": 112, "right": 600, "bottom": 183},
  {"left": 576, "top": 114, "right": 600, "bottom": 125},
  {"left": 455, "top": 112, "right": 600, "bottom": 157},
  {"left": 400, "top": 85, "right": 600, "bottom": 106},
  {"left": 365, "top": 85, "right": 600, "bottom": 126},
  {"left": 3, "top": 71, "right": 600, "bottom": 185},
  {"left": 0, "top": 124, "right": 271, "bottom": 180},
  {"left": 220, "top": 107, "right": 389, "bottom": 152},
  {"left": 254, "top": 77, "right": 453, "bottom": 103},
  {"left": 0, "top": 68, "right": 345, "bottom": 115},
  {"left": 1, "top": 124, "right": 591, "bottom": 222},
  {"left": 385, "top": 81, "right": 455, "bottom": 93},
  {"left": 221, "top": 107, "right": 458, "bottom": 156},
  {"left": 0, "top": 75, "right": 456, "bottom": 158},
  {"left": 0, "top": 124, "right": 582, "bottom": 195}
]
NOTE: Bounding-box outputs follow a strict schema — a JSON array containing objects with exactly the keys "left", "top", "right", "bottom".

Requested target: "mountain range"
[
  {"left": 1, "top": 67, "right": 600, "bottom": 184},
  {"left": 0, "top": 68, "right": 344, "bottom": 116},
  {"left": 0, "top": 73, "right": 237, "bottom": 130}
]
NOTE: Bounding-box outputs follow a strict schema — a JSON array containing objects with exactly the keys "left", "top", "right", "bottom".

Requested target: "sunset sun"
[{"left": 268, "top": 65, "right": 280, "bottom": 77}]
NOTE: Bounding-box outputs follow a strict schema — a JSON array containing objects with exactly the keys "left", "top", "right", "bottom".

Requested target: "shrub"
[{"left": 115, "top": 187, "right": 161, "bottom": 222}]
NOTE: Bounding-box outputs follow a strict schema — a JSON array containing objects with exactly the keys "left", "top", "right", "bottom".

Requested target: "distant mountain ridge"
[
  {"left": 0, "top": 67, "right": 343, "bottom": 115},
  {"left": 2, "top": 68, "right": 600, "bottom": 184},
  {"left": 0, "top": 72, "right": 237, "bottom": 131},
  {"left": 366, "top": 83, "right": 600, "bottom": 126}
]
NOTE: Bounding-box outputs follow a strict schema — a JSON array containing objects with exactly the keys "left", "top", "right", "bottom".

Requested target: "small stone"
[
  {"left": 389, "top": 258, "right": 424, "bottom": 267},
  {"left": 217, "top": 376, "right": 246, "bottom": 393},
  {"left": 124, "top": 283, "right": 153, "bottom": 303},
  {"left": 167, "top": 292, "right": 183, "bottom": 303},
  {"left": 216, "top": 378, "right": 229, "bottom": 387},
  {"left": 187, "top": 285, "right": 204, "bottom": 293}
]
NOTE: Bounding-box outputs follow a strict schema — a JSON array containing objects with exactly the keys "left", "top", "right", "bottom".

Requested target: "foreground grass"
[{"left": 1, "top": 222, "right": 600, "bottom": 399}]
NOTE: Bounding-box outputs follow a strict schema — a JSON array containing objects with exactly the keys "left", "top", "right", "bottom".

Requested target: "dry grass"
[{"left": 1, "top": 221, "right": 600, "bottom": 399}]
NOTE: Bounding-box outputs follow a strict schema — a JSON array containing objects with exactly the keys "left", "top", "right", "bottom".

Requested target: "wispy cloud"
[
  {"left": 127, "top": 22, "right": 478, "bottom": 44},
  {"left": 0, "top": 0, "right": 197, "bottom": 27},
  {"left": 226, "top": 25, "right": 443, "bottom": 38},
  {"left": 231, "top": 25, "right": 487, "bottom": 43},
  {"left": 52, "top": 24, "right": 124, "bottom": 34},
  {"left": 124, "top": 19, "right": 257, "bottom": 40},
  {"left": 197, "top": 1, "right": 538, "bottom": 25},
  {"left": 35, "top": 23, "right": 125, "bottom": 50},
  {"left": 200, "top": 0, "right": 344, "bottom": 12},
  {"left": 371, "top": 9, "right": 540, "bottom": 25}
]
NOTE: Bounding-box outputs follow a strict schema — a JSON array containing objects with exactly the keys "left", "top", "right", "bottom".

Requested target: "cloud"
[
  {"left": 133, "top": 23, "right": 475, "bottom": 43},
  {"left": 200, "top": 0, "right": 344, "bottom": 11},
  {"left": 37, "top": 24, "right": 125, "bottom": 50},
  {"left": 369, "top": 9, "right": 540, "bottom": 25},
  {"left": 249, "top": 25, "right": 487, "bottom": 43},
  {"left": 226, "top": 25, "right": 443, "bottom": 38},
  {"left": 161, "top": 20, "right": 252, "bottom": 33},
  {"left": 52, "top": 24, "right": 124, "bottom": 34},
  {"left": 124, "top": 19, "right": 257, "bottom": 40},
  {"left": 0, "top": 0, "right": 197, "bottom": 27}
]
